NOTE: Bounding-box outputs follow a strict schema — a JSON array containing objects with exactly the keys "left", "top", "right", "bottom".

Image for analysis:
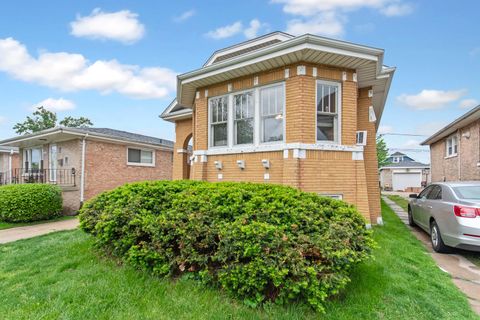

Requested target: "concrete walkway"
[
  {"left": 382, "top": 196, "right": 480, "bottom": 315},
  {"left": 0, "top": 218, "right": 79, "bottom": 244}
]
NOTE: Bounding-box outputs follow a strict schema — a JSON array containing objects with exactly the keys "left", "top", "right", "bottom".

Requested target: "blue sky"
[{"left": 0, "top": 0, "right": 479, "bottom": 163}]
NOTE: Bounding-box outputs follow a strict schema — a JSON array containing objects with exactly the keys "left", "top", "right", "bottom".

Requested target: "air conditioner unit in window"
[{"left": 356, "top": 130, "right": 367, "bottom": 146}]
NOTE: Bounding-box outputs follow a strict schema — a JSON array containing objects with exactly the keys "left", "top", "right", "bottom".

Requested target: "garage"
[{"left": 392, "top": 171, "right": 422, "bottom": 191}]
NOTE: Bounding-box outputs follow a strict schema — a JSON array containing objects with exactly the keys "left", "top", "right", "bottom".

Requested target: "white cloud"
[
  {"left": 174, "top": 9, "right": 195, "bottom": 22},
  {"left": 378, "top": 125, "right": 394, "bottom": 134},
  {"left": 402, "top": 139, "right": 422, "bottom": 148},
  {"left": 0, "top": 116, "right": 6, "bottom": 125},
  {"left": 459, "top": 98, "right": 479, "bottom": 109},
  {"left": 397, "top": 89, "right": 466, "bottom": 110},
  {"left": 286, "top": 12, "right": 345, "bottom": 37},
  {"left": 206, "top": 21, "right": 243, "bottom": 39},
  {"left": 414, "top": 121, "right": 448, "bottom": 136},
  {"left": 0, "top": 37, "right": 177, "bottom": 99},
  {"left": 380, "top": 3, "right": 413, "bottom": 16},
  {"left": 70, "top": 8, "right": 145, "bottom": 44},
  {"left": 272, "top": 0, "right": 413, "bottom": 37},
  {"left": 206, "top": 19, "right": 268, "bottom": 40},
  {"left": 244, "top": 19, "right": 263, "bottom": 39},
  {"left": 32, "top": 98, "right": 75, "bottom": 112}
]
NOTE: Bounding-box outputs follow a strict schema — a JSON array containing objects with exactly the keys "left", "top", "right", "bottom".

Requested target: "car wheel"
[
  {"left": 408, "top": 207, "right": 416, "bottom": 227},
  {"left": 430, "top": 221, "right": 450, "bottom": 253}
]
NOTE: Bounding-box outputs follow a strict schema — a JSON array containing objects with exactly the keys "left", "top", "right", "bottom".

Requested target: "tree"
[
  {"left": 13, "top": 106, "right": 93, "bottom": 135},
  {"left": 59, "top": 116, "right": 93, "bottom": 128},
  {"left": 376, "top": 135, "right": 390, "bottom": 168}
]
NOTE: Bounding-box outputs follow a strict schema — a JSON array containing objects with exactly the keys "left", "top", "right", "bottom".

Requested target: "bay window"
[
  {"left": 234, "top": 91, "right": 254, "bottom": 145},
  {"left": 317, "top": 81, "right": 340, "bottom": 143},
  {"left": 209, "top": 96, "right": 229, "bottom": 147},
  {"left": 260, "top": 85, "right": 284, "bottom": 142}
]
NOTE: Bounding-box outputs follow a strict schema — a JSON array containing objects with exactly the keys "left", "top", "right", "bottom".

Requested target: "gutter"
[{"left": 80, "top": 133, "right": 88, "bottom": 204}]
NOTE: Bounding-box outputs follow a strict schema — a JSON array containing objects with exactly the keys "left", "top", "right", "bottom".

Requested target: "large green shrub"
[
  {"left": 0, "top": 184, "right": 63, "bottom": 222},
  {"left": 79, "top": 180, "right": 374, "bottom": 312}
]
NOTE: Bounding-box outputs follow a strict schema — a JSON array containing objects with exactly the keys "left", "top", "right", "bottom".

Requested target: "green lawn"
[
  {"left": 0, "top": 201, "right": 478, "bottom": 319},
  {"left": 386, "top": 194, "right": 409, "bottom": 211},
  {"left": 0, "top": 216, "right": 77, "bottom": 230},
  {"left": 386, "top": 194, "right": 480, "bottom": 267}
]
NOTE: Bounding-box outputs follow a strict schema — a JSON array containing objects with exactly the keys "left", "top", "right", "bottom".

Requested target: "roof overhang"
[
  {"left": 421, "top": 105, "right": 480, "bottom": 145},
  {"left": 164, "top": 34, "right": 394, "bottom": 128},
  {"left": 0, "top": 127, "right": 173, "bottom": 150}
]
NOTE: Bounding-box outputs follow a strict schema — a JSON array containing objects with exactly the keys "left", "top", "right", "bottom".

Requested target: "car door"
[
  {"left": 412, "top": 185, "right": 434, "bottom": 230},
  {"left": 423, "top": 185, "right": 442, "bottom": 228}
]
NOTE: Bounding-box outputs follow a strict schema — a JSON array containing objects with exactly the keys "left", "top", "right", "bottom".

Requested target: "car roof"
[{"left": 432, "top": 181, "right": 480, "bottom": 188}]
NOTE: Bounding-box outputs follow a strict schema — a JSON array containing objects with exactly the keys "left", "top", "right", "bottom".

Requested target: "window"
[
  {"left": 261, "top": 85, "right": 284, "bottom": 142},
  {"left": 234, "top": 91, "right": 254, "bottom": 145},
  {"left": 127, "top": 148, "right": 154, "bottom": 166},
  {"left": 418, "top": 185, "right": 433, "bottom": 199},
  {"left": 446, "top": 135, "right": 458, "bottom": 157},
  {"left": 317, "top": 81, "right": 340, "bottom": 142},
  {"left": 209, "top": 96, "right": 229, "bottom": 147},
  {"left": 427, "top": 185, "right": 442, "bottom": 200},
  {"left": 356, "top": 131, "right": 367, "bottom": 145},
  {"left": 24, "top": 148, "right": 42, "bottom": 171}
]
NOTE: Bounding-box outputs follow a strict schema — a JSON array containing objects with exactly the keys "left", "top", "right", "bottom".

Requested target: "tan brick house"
[
  {"left": 422, "top": 105, "right": 480, "bottom": 182},
  {"left": 160, "top": 32, "right": 395, "bottom": 224},
  {"left": 0, "top": 127, "right": 173, "bottom": 212}
]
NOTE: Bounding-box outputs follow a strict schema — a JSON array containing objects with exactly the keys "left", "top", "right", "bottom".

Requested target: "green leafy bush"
[
  {"left": 0, "top": 184, "right": 63, "bottom": 222},
  {"left": 79, "top": 180, "right": 374, "bottom": 312}
]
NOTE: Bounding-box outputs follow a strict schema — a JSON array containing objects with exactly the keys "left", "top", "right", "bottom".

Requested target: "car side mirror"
[{"left": 409, "top": 194, "right": 418, "bottom": 199}]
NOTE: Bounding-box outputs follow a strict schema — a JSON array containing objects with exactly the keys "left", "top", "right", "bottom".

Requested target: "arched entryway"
[{"left": 172, "top": 119, "right": 193, "bottom": 180}]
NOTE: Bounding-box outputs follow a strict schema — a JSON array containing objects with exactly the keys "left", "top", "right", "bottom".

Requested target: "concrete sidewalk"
[
  {"left": 0, "top": 218, "right": 79, "bottom": 244},
  {"left": 382, "top": 196, "right": 480, "bottom": 315}
]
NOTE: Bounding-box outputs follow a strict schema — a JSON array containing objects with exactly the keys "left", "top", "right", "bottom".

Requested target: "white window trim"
[
  {"left": 445, "top": 134, "right": 458, "bottom": 158},
  {"left": 208, "top": 93, "right": 230, "bottom": 149},
  {"left": 23, "top": 146, "right": 43, "bottom": 170},
  {"left": 207, "top": 82, "right": 286, "bottom": 150},
  {"left": 233, "top": 89, "right": 255, "bottom": 146},
  {"left": 126, "top": 147, "right": 156, "bottom": 167},
  {"left": 315, "top": 79, "right": 342, "bottom": 144},
  {"left": 356, "top": 130, "right": 367, "bottom": 146}
]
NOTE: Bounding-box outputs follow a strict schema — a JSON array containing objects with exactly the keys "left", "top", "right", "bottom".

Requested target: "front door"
[{"left": 49, "top": 144, "right": 57, "bottom": 182}]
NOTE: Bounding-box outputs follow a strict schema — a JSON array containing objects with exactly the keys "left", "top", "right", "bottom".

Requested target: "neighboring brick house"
[
  {"left": 160, "top": 32, "right": 395, "bottom": 225},
  {"left": 0, "top": 146, "right": 20, "bottom": 184},
  {"left": 422, "top": 105, "right": 480, "bottom": 182},
  {"left": 0, "top": 127, "right": 173, "bottom": 212},
  {"left": 379, "top": 152, "right": 430, "bottom": 192}
]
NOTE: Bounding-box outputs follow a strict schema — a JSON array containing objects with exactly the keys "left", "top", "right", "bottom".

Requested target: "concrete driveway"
[
  {"left": 383, "top": 196, "right": 480, "bottom": 315},
  {"left": 0, "top": 219, "right": 79, "bottom": 244}
]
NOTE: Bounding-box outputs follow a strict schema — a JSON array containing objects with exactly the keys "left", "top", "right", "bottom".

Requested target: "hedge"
[
  {"left": 79, "top": 180, "right": 374, "bottom": 312},
  {"left": 0, "top": 184, "right": 63, "bottom": 222}
]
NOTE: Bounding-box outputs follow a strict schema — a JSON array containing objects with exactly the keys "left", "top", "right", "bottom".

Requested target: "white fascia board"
[
  {"left": 178, "top": 35, "right": 383, "bottom": 84},
  {"left": 0, "top": 128, "right": 173, "bottom": 151},
  {"left": 203, "top": 32, "right": 294, "bottom": 67}
]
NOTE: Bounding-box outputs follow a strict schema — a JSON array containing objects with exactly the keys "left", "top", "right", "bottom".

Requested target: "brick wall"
[
  {"left": 430, "top": 120, "right": 480, "bottom": 182},
  {"left": 357, "top": 87, "right": 381, "bottom": 222},
  {"left": 84, "top": 140, "right": 173, "bottom": 200},
  {"left": 184, "top": 63, "right": 380, "bottom": 223}
]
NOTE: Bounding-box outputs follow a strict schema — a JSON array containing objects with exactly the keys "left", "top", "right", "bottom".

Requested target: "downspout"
[
  {"left": 80, "top": 134, "right": 88, "bottom": 205},
  {"left": 8, "top": 149, "right": 13, "bottom": 184},
  {"left": 458, "top": 129, "right": 461, "bottom": 181}
]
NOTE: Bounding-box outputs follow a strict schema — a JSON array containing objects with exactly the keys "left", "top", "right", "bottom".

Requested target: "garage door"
[{"left": 392, "top": 172, "right": 422, "bottom": 191}]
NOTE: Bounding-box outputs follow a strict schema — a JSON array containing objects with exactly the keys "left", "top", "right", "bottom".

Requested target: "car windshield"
[{"left": 453, "top": 186, "right": 480, "bottom": 199}]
